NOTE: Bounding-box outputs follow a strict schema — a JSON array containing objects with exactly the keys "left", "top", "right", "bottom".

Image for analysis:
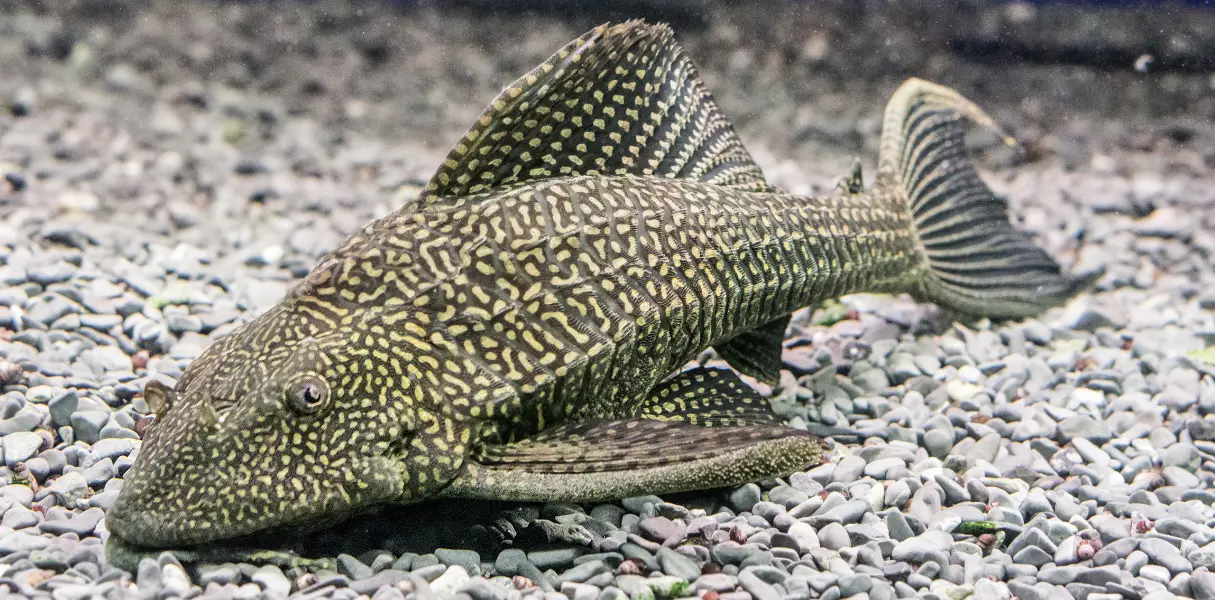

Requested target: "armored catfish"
[{"left": 106, "top": 21, "right": 1097, "bottom": 556}]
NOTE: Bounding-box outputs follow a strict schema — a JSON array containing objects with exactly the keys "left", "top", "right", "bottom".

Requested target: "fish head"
[{"left": 107, "top": 289, "right": 461, "bottom": 549}]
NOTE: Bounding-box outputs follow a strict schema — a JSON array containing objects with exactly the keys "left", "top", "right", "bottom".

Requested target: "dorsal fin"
[{"left": 419, "top": 20, "right": 772, "bottom": 204}]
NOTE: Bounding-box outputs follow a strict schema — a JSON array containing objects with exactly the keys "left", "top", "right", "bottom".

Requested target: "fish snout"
[{"left": 105, "top": 491, "right": 168, "bottom": 548}]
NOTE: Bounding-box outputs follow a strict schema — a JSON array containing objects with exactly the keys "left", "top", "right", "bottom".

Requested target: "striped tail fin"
[{"left": 878, "top": 78, "right": 1101, "bottom": 319}]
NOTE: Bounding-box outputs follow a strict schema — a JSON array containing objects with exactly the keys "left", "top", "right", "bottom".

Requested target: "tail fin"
[{"left": 877, "top": 78, "right": 1101, "bottom": 319}]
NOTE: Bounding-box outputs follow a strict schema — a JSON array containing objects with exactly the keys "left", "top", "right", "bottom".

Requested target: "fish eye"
[
  {"left": 285, "top": 377, "right": 329, "bottom": 415},
  {"left": 143, "top": 379, "right": 173, "bottom": 418}
]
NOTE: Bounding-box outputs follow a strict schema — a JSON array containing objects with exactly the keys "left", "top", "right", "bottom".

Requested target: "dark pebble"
[
  {"left": 336, "top": 554, "right": 373, "bottom": 580},
  {"left": 349, "top": 569, "right": 408, "bottom": 595},
  {"left": 434, "top": 549, "right": 480, "bottom": 571}
]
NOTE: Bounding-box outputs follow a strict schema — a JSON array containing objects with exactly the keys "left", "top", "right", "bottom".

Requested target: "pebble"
[
  {"left": 429, "top": 566, "right": 471, "bottom": 597},
  {"left": 1057, "top": 415, "right": 1114, "bottom": 445},
  {"left": 892, "top": 531, "right": 952, "bottom": 563},
  {"left": 838, "top": 574, "right": 872, "bottom": 597},
  {"left": 817, "top": 522, "right": 850, "bottom": 550},
  {"left": 435, "top": 548, "right": 480, "bottom": 572},
  {"left": 1139, "top": 537, "right": 1194, "bottom": 575},
  {"left": 37, "top": 506, "right": 103, "bottom": 536},
  {"left": 655, "top": 548, "right": 699, "bottom": 581},
  {"left": 251, "top": 565, "right": 291, "bottom": 597},
  {"left": 923, "top": 429, "right": 954, "bottom": 460},
  {"left": 738, "top": 568, "right": 781, "bottom": 600},
  {"left": 337, "top": 554, "right": 374, "bottom": 580},
  {"left": 638, "top": 516, "right": 681, "bottom": 542},
  {"left": 2, "top": 431, "right": 43, "bottom": 467},
  {"left": 1192, "top": 571, "right": 1215, "bottom": 600},
  {"left": 728, "top": 484, "right": 762, "bottom": 513},
  {"left": 494, "top": 549, "right": 528, "bottom": 577}
]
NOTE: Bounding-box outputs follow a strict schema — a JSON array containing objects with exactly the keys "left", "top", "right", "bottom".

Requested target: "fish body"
[{"left": 106, "top": 21, "right": 1096, "bottom": 556}]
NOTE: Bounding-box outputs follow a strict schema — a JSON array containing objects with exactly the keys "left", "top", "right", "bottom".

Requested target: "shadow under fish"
[{"left": 105, "top": 492, "right": 729, "bottom": 576}]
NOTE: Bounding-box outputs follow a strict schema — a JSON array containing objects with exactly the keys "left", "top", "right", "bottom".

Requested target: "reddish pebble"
[
  {"left": 1077, "top": 542, "right": 1096, "bottom": 560},
  {"left": 0, "top": 360, "right": 23, "bottom": 385},
  {"left": 728, "top": 526, "right": 747, "bottom": 545},
  {"left": 617, "top": 558, "right": 646, "bottom": 575}
]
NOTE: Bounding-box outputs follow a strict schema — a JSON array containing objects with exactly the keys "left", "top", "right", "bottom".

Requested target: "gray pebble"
[
  {"left": 923, "top": 429, "right": 953, "bottom": 460},
  {"left": 1013, "top": 546, "right": 1053, "bottom": 568},
  {"left": 528, "top": 547, "right": 583, "bottom": 570},
  {"left": 621, "top": 495, "right": 663, "bottom": 513},
  {"left": 2, "top": 505, "right": 39, "bottom": 529},
  {"left": 198, "top": 564, "right": 241, "bottom": 586},
  {"left": 892, "top": 530, "right": 951, "bottom": 563},
  {"left": 336, "top": 554, "right": 374, "bottom": 580},
  {"left": 590, "top": 505, "right": 626, "bottom": 528},
  {"left": 0, "top": 531, "right": 50, "bottom": 552},
  {"left": 807, "top": 499, "right": 870, "bottom": 526},
  {"left": 1074, "top": 565, "right": 1120, "bottom": 587},
  {"left": 655, "top": 548, "right": 699, "bottom": 581},
  {"left": 37, "top": 506, "right": 103, "bottom": 536},
  {"left": 1139, "top": 537, "right": 1193, "bottom": 575},
  {"left": 70, "top": 411, "right": 109, "bottom": 445},
  {"left": 1056, "top": 415, "right": 1113, "bottom": 445},
  {"left": 831, "top": 456, "right": 865, "bottom": 485},
  {"left": 462, "top": 579, "right": 514, "bottom": 600},
  {"left": 1191, "top": 571, "right": 1215, "bottom": 600},
  {"left": 435, "top": 549, "right": 480, "bottom": 572},
  {"left": 2, "top": 431, "right": 43, "bottom": 468},
  {"left": 863, "top": 457, "right": 904, "bottom": 479},
  {"left": 0, "top": 406, "right": 44, "bottom": 435},
  {"left": 556, "top": 560, "right": 608, "bottom": 585},
  {"left": 885, "top": 509, "right": 914, "bottom": 542},
  {"left": 710, "top": 545, "right": 761, "bottom": 566},
  {"left": 692, "top": 573, "right": 738, "bottom": 593},
  {"left": 350, "top": 570, "right": 409, "bottom": 595},
  {"left": 738, "top": 568, "right": 781, "bottom": 600},
  {"left": 88, "top": 438, "right": 137, "bottom": 463},
  {"left": 251, "top": 565, "right": 290, "bottom": 597},
  {"left": 817, "top": 522, "right": 850, "bottom": 550},
  {"left": 728, "top": 484, "right": 761, "bottom": 513},
  {"left": 494, "top": 549, "right": 527, "bottom": 577},
  {"left": 837, "top": 573, "right": 872, "bottom": 597}
]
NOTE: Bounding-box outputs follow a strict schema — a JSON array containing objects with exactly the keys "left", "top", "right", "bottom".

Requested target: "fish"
[{"left": 104, "top": 20, "right": 1097, "bottom": 562}]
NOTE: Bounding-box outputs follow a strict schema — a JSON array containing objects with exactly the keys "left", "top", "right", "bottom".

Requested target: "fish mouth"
[
  {"left": 104, "top": 450, "right": 412, "bottom": 565},
  {"left": 103, "top": 451, "right": 475, "bottom": 571},
  {"left": 104, "top": 507, "right": 366, "bottom": 572},
  {"left": 104, "top": 480, "right": 337, "bottom": 551},
  {"left": 104, "top": 499, "right": 521, "bottom": 572}
]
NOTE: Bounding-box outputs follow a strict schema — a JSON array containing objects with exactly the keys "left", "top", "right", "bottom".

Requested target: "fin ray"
[
  {"left": 420, "top": 20, "right": 772, "bottom": 204},
  {"left": 445, "top": 418, "right": 822, "bottom": 502},
  {"left": 712, "top": 316, "right": 789, "bottom": 387},
  {"left": 877, "top": 78, "right": 1102, "bottom": 318},
  {"left": 634, "top": 366, "right": 778, "bottom": 426}
]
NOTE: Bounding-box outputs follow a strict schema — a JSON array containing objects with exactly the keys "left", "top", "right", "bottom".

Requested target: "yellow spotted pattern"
[{"left": 110, "top": 20, "right": 930, "bottom": 548}]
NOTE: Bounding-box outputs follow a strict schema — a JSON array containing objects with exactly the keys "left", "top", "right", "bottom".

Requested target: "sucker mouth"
[{"left": 105, "top": 499, "right": 521, "bottom": 572}]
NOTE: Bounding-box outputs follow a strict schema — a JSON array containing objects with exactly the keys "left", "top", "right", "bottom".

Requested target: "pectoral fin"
[
  {"left": 443, "top": 417, "right": 823, "bottom": 503},
  {"left": 713, "top": 315, "right": 790, "bottom": 386},
  {"left": 635, "top": 366, "right": 777, "bottom": 425}
]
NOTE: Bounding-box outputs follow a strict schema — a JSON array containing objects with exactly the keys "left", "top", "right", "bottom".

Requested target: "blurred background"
[{"left": 4, "top": 0, "right": 1212, "bottom": 183}]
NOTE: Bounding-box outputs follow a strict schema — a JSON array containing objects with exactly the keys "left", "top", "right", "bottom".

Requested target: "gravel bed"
[{"left": 2, "top": 1, "right": 1215, "bottom": 599}]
